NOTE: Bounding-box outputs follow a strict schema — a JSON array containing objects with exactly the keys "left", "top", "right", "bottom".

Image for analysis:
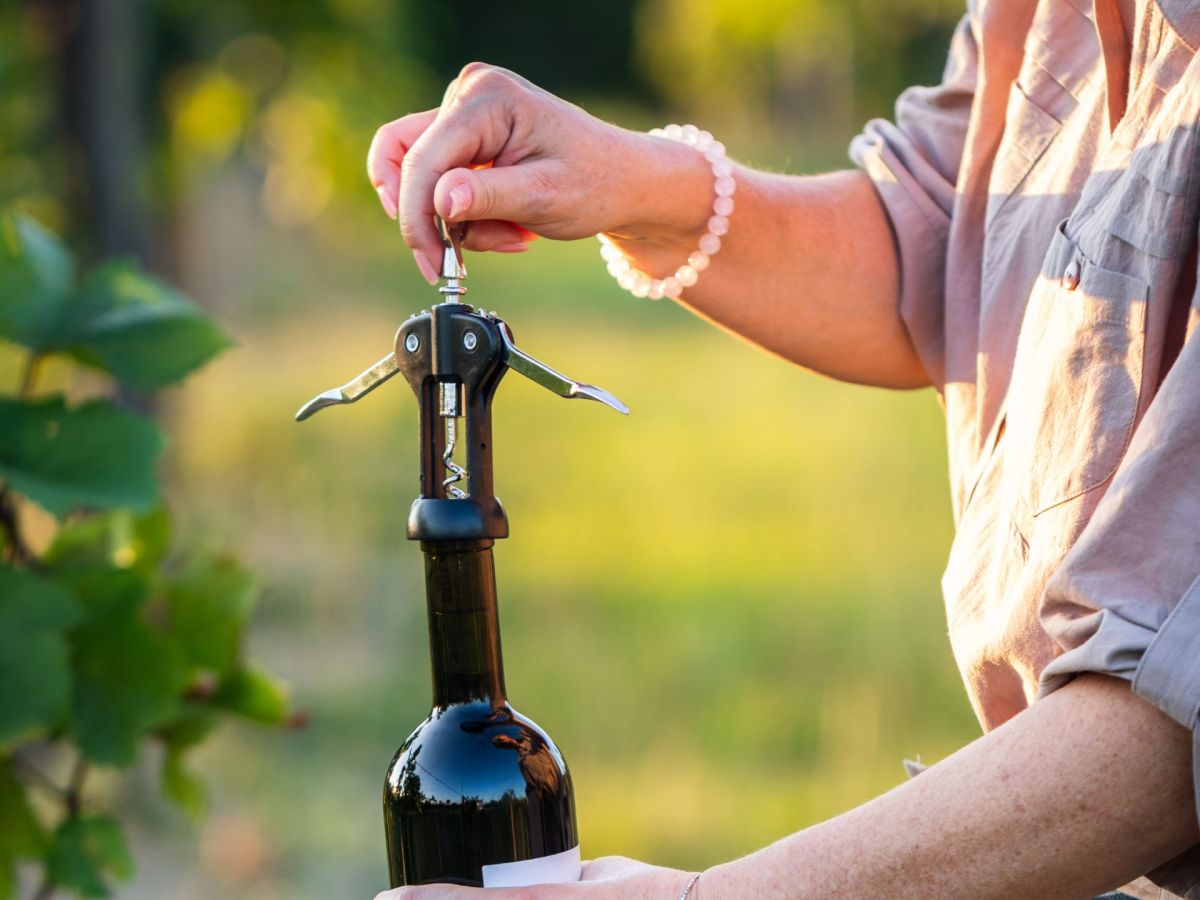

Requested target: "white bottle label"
[{"left": 482, "top": 845, "right": 582, "bottom": 888}]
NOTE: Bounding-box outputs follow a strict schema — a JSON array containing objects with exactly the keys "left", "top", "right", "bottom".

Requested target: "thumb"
[{"left": 433, "top": 163, "right": 560, "bottom": 231}]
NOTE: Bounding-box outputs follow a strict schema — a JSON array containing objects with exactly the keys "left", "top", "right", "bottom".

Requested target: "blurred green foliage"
[
  {"left": 0, "top": 211, "right": 292, "bottom": 898},
  {"left": 0, "top": 1, "right": 976, "bottom": 898}
]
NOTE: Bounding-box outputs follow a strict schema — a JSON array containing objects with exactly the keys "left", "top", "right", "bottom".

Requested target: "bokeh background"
[{"left": 1, "top": 1, "right": 979, "bottom": 897}]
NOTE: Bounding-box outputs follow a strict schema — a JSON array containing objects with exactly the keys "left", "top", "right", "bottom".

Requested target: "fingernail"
[
  {"left": 413, "top": 249, "right": 439, "bottom": 285},
  {"left": 494, "top": 241, "right": 529, "bottom": 253},
  {"left": 376, "top": 185, "right": 397, "bottom": 219},
  {"left": 448, "top": 184, "right": 471, "bottom": 220}
]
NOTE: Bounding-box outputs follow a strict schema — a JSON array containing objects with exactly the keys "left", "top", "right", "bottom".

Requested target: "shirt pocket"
[{"left": 1002, "top": 219, "right": 1149, "bottom": 519}]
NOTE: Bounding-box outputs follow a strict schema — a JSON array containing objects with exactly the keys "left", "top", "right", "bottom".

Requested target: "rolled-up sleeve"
[
  {"left": 849, "top": 8, "right": 978, "bottom": 387},
  {"left": 1038, "top": 257, "right": 1200, "bottom": 863}
]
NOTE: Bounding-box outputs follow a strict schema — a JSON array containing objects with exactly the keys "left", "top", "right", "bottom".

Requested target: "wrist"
[
  {"left": 607, "top": 130, "right": 715, "bottom": 271},
  {"left": 675, "top": 869, "right": 704, "bottom": 900},
  {"left": 601, "top": 125, "right": 736, "bottom": 298}
]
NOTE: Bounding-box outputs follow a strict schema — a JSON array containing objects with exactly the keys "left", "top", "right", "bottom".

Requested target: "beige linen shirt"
[{"left": 851, "top": 0, "right": 1200, "bottom": 895}]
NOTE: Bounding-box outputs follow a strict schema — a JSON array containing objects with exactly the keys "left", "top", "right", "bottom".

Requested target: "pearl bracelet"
[{"left": 597, "top": 123, "right": 735, "bottom": 300}]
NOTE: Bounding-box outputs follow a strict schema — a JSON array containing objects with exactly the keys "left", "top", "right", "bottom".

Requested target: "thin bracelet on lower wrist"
[{"left": 679, "top": 872, "right": 702, "bottom": 899}]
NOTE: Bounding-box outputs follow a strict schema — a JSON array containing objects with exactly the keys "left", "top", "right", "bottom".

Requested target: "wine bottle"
[
  {"left": 383, "top": 539, "right": 580, "bottom": 887},
  {"left": 296, "top": 221, "right": 625, "bottom": 889}
]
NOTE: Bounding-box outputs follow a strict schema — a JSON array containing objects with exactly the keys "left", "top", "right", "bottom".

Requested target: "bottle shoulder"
[{"left": 384, "top": 702, "right": 571, "bottom": 806}]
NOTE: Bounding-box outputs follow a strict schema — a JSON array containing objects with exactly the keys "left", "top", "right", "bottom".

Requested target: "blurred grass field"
[{"left": 109, "top": 232, "right": 978, "bottom": 899}]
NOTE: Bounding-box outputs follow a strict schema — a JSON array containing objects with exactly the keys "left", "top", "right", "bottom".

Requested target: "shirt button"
[{"left": 1062, "top": 259, "right": 1081, "bottom": 290}]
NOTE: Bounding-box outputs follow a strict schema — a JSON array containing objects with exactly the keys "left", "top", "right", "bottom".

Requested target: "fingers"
[
  {"left": 367, "top": 109, "right": 439, "bottom": 219},
  {"left": 373, "top": 64, "right": 566, "bottom": 284},
  {"left": 397, "top": 122, "right": 500, "bottom": 276},
  {"left": 432, "top": 164, "right": 560, "bottom": 233},
  {"left": 413, "top": 220, "right": 532, "bottom": 284},
  {"left": 397, "top": 67, "right": 534, "bottom": 275},
  {"left": 579, "top": 856, "right": 638, "bottom": 881},
  {"left": 374, "top": 886, "right": 529, "bottom": 899},
  {"left": 459, "top": 219, "right": 536, "bottom": 253}
]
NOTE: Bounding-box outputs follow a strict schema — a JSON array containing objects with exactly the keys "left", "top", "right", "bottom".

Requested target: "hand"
[
  {"left": 373, "top": 856, "right": 699, "bottom": 899},
  {"left": 366, "top": 62, "right": 711, "bottom": 284}
]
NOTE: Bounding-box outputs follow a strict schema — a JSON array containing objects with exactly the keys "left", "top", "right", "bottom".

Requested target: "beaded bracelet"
[{"left": 597, "top": 123, "right": 735, "bottom": 300}]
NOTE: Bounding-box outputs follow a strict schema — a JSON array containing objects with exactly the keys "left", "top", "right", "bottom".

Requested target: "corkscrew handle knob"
[{"left": 437, "top": 215, "right": 467, "bottom": 282}]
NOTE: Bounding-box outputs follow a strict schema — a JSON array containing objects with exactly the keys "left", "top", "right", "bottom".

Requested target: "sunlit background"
[{"left": 1, "top": 0, "right": 977, "bottom": 897}]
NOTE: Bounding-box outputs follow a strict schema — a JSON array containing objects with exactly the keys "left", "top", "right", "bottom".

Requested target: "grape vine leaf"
[
  {"left": 162, "top": 747, "right": 207, "bottom": 819},
  {"left": 156, "top": 705, "right": 218, "bottom": 751},
  {"left": 213, "top": 665, "right": 291, "bottom": 725},
  {"left": 68, "top": 569, "right": 187, "bottom": 766},
  {"left": 0, "top": 212, "right": 75, "bottom": 351},
  {"left": 0, "top": 397, "right": 163, "bottom": 518},
  {"left": 0, "top": 567, "right": 82, "bottom": 747},
  {"left": 47, "top": 816, "right": 132, "bottom": 898},
  {"left": 44, "top": 507, "right": 171, "bottom": 576},
  {"left": 165, "top": 553, "right": 257, "bottom": 675},
  {"left": 0, "top": 755, "right": 48, "bottom": 900},
  {"left": 0, "top": 212, "right": 229, "bottom": 389},
  {"left": 66, "top": 261, "right": 231, "bottom": 390}
]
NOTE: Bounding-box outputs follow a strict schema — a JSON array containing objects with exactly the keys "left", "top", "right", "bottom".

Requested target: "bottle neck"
[{"left": 422, "top": 540, "right": 507, "bottom": 709}]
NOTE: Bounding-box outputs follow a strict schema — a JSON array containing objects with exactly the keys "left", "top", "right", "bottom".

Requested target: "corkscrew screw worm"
[{"left": 442, "top": 416, "right": 468, "bottom": 498}]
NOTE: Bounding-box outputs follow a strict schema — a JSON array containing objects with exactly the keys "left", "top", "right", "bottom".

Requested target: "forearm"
[
  {"left": 699, "top": 675, "right": 1198, "bottom": 899},
  {"left": 608, "top": 136, "right": 925, "bottom": 389}
]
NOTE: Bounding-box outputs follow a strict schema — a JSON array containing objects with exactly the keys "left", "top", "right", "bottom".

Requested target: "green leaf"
[
  {"left": 44, "top": 507, "right": 171, "bottom": 575},
  {"left": 214, "top": 666, "right": 290, "bottom": 725},
  {"left": 68, "top": 569, "right": 186, "bottom": 766},
  {"left": 63, "top": 566, "right": 147, "bottom": 621},
  {"left": 0, "top": 212, "right": 75, "bottom": 350},
  {"left": 165, "top": 553, "right": 257, "bottom": 674},
  {"left": 47, "top": 816, "right": 132, "bottom": 898},
  {"left": 157, "top": 704, "right": 218, "bottom": 819},
  {"left": 66, "top": 261, "right": 231, "bottom": 389},
  {"left": 157, "top": 704, "right": 217, "bottom": 751},
  {"left": 0, "top": 568, "right": 82, "bottom": 746},
  {"left": 0, "top": 214, "right": 227, "bottom": 387},
  {"left": 0, "top": 396, "right": 163, "bottom": 518},
  {"left": 161, "top": 748, "right": 206, "bottom": 818},
  {"left": 0, "top": 756, "right": 47, "bottom": 861}
]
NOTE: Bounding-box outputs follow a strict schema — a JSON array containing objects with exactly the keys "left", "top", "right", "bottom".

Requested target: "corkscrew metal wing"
[
  {"left": 293, "top": 322, "right": 627, "bottom": 422},
  {"left": 294, "top": 351, "right": 400, "bottom": 422},
  {"left": 496, "top": 323, "right": 628, "bottom": 415}
]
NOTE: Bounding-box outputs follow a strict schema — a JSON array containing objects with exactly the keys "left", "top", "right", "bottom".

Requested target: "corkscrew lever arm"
[
  {"left": 496, "top": 323, "right": 629, "bottom": 415},
  {"left": 294, "top": 351, "right": 400, "bottom": 421}
]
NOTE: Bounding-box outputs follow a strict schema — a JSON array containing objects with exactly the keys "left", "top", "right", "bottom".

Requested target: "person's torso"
[{"left": 938, "top": 0, "right": 1200, "bottom": 728}]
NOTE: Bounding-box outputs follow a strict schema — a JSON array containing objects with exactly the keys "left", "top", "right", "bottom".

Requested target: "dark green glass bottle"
[{"left": 383, "top": 540, "right": 579, "bottom": 887}]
